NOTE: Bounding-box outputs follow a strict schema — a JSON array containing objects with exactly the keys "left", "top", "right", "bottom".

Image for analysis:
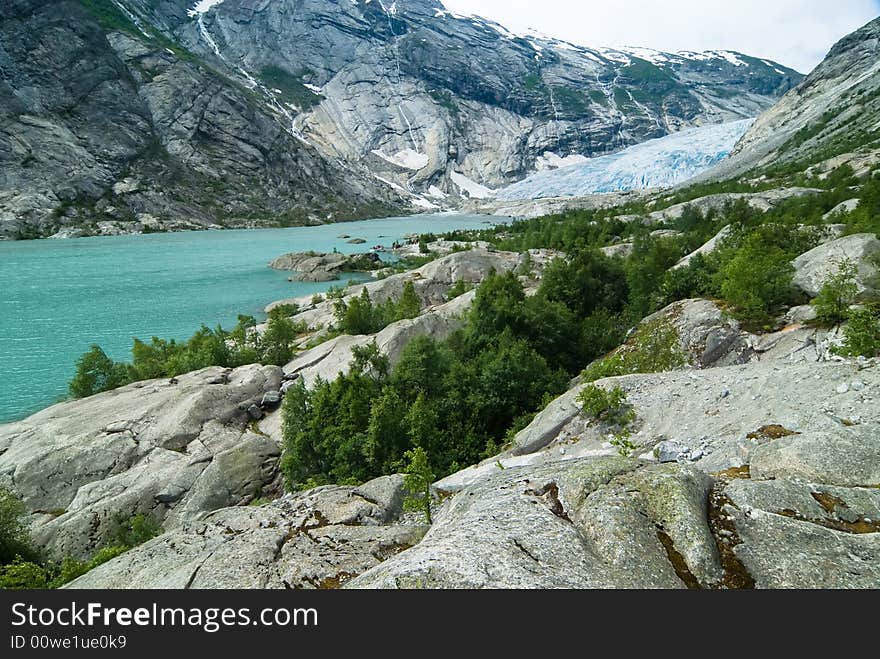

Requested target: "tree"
[
  {"left": 260, "top": 311, "right": 299, "bottom": 366},
  {"left": 813, "top": 258, "right": 859, "bottom": 325},
  {"left": 718, "top": 242, "right": 795, "bottom": 328},
  {"left": 69, "top": 345, "right": 129, "bottom": 398},
  {"left": 835, "top": 307, "right": 880, "bottom": 357},
  {"left": 0, "top": 488, "right": 38, "bottom": 565},
  {"left": 402, "top": 447, "right": 434, "bottom": 525},
  {"left": 335, "top": 288, "right": 377, "bottom": 335},
  {"left": 396, "top": 280, "right": 421, "bottom": 320}
]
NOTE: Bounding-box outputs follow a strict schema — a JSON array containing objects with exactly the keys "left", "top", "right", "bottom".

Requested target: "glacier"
[{"left": 496, "top": 119, "right": 754, "bottom": 200}]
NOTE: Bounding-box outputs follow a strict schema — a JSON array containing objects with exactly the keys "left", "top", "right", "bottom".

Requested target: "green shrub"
[
  {"left": 578, "top": 384, "right": 636, "bottom": 430},
  {"left": 334, "top": 282, "right": 422, "bottom": 335},
  {"left": 718, "top": 243, "right": 796, "bottom": 329},
  {"left": 582, "top": 317, "right": 686, "bottom": 382},
  {"left": 69, "top": 345, "right": 130, "bottom": 398},
  {"left": 0, "top": 558, "right": 50, "bottom": 589},
  {"left": 402, "top": 447, "right": 434, "bottom": 525},
  {"left": 0, "top": 489, "right": 39, "bottom": 565},
  {"left": 107, "top": 512, "right": 160, "bottom": 549},
  {"left": 813, "top": 258, "right": 859, "bottom": 325},
  {"left": 834, "top": 307, "right": 880, "bottom": 357},
  {"left": 446, "top": 280, "right": 474, "bottom": 300}
]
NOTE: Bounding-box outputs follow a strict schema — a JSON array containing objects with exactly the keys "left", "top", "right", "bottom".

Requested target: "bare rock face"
[
  {"left": 0, "top": 0, "right": 800, "bottom": 238},
  {"left": 39, "top": 348, "right": 880, "bottom": 589},
  {"left": 0, "top": 0, "right": 404, "bottom": 240},
  {"left": 0, "top": 364, "right": 284, "bottom": 559},
  {"left": 63, "top": 475, "right": 428, "bottom": 589},
  {"left": 791, "top": 233, "right": 880, "bottom": 298},
  {"left": 701, "top": 16, "right": 880, "bottom": 181}
]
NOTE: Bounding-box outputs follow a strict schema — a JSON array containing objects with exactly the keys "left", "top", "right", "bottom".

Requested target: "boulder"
[
  {"left": 723, "top": 479, "right": 880, "bottom": 588},
  {"left": 791, "top": 233, "right": 880, "bottom": 298},
  {"left": 350, "top": 459, "right": 722, "bottom": 589},
  {"left": 645, "top": 298, "right": 754, "bottom": 368},
  {"left": 0, "top": 364, "right": 284, "bottom": 559}
]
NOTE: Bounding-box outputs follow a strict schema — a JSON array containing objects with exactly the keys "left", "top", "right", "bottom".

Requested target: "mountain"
[
  {"left": 702, "top": 16, "right": 880, "bottom": 181},
  {"left": 0, "top": 0, "right": 802, "bottom": 238},
  {"left": 496, "top": 118, "right": 754, "bottom": 199}
]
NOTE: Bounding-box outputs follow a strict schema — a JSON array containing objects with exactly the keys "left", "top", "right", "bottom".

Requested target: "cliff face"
[
  {"left": 702, "top": 16, "right": 880, "bottom": 180},
  {"left": 174, "top": 0, "right": 799, "bottom": 191},
  {"left": 0, "top": 0, "right": 405, "bottom": 240},
  {"left": 0, "top": 0, "right": 800, "bottom": 238}
]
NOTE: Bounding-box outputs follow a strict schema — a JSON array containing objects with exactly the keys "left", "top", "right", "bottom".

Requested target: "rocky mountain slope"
[
  {"left": 1, "top": 231, "right": 877, "bottom": 589},
  {"left": 0, "top": 0, "right": 800, "bottom": 238},
  {"left": 702, "top": 15, "right": 880, "bottom": 181}
]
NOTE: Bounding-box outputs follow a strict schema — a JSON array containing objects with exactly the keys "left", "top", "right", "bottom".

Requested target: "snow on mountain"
[{"left": 496, "top": 119, "right": 754, "bottom": 200}]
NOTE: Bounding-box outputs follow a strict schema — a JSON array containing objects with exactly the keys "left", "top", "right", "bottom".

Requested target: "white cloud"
[{"left": 440, "top": 0, "right": 880, "bottom": 73}]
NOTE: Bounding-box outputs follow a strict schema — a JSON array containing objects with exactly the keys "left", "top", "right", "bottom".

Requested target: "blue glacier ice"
[{"left": 497, "top": 119, "right": 754, "bottom": 200}]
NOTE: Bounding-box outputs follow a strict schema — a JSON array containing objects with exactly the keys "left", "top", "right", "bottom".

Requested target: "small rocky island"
[{"left": 268, "top": 251, "right": 383, "bottom": 282}]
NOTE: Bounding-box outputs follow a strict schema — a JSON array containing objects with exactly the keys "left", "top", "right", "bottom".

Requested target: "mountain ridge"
[{"left": 0, "top": 0, "right": 801, "bottom": 238}]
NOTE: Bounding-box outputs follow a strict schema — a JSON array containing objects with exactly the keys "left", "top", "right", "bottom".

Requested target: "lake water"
[{"left": 0, "top": 214, "right": 499, "bottom": 423}]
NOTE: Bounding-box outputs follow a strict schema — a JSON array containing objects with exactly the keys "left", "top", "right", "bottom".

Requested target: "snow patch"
[
  {"left": 372, "top": 148, "right": 430, "bottom": 170},
  {"left": 412, "top": 197, "right": 439, "bottom": 210},
  {"left": 618, "top": 46, "right": 673, "bottom": 66},
  {"left": 497, "top": 119, "right": 754, "bottom": 200},
  {"left": 451, "top": 172, "right": 496, "bottom": 199},
  {"left": 427, "top": 185, "right": 448, "bottom": 199},
  {"left": 303, "top": 83, "right": 323, "bottom": 94},
  {"left": 188, "top": 0, "right": 225, "bottom": 17}
]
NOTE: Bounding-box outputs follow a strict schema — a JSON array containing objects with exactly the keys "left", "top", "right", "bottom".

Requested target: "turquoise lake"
[{"left": 0, "top": 214, "right": 500, "bottom": 424}]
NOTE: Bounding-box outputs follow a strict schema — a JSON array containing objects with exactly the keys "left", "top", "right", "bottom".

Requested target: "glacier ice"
[{"left": 496, "top": 119, "right": 754, "bottom": 200}]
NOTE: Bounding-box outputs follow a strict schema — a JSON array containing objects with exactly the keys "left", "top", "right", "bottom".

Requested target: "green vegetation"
[
  {"left": 402, "top": 447, "right": 434, "bottom": 525},
  {"left": 0, "top": 489, "right": 39, "bottom": 567},
  {"left": 75, "top": 0, "right": 138, "bottom": 33},
  {"left": 582, "top": 317, "right": 687, "bottom": 382},
  {"left": 446, "top": 280, "right": 475, "bottom": 300},
  {"left": 281, "top": 270, "right": 582, "bottom": 487},
  {"left": 578, "top": 385, "right": 638, "bottom": 456},
  {"left": 260, "top": 66, "right": 324, "bottom": 109},
  {"left": 835, "top": 306, "right": 880, "bottom": 357},
  {"left": 717, "top": 238, "right": 796, "bottom": 329},
  {"left": 333, "top": 282, "right": 421, "bottom": 335},
  {"left": 69, "top": 307, "right": 304, "bottom": 398},
  {"left": 0, "top": 493, "right": 160, "bottom": 590},
  {"left": 813, "top": 259, "right": 860, "bottom": 325}
]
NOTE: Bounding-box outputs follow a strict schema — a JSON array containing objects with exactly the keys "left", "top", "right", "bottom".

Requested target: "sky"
[{"left": 440, "top": 0, "right": 880, "bottom": 73}]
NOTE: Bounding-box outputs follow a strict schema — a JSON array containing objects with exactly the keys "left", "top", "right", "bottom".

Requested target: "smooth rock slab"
[
  {"left": 750, "top": 428, "right": 880, "bottom": 487},
  {"left": 349, "top": 458, "right": 717, "bottom": 589},
  {"left": 64, "top": 477, "right": 426, "bottom": 589},
  {"left": 730, "top": 508, "right": 880, "bottom": 589}
]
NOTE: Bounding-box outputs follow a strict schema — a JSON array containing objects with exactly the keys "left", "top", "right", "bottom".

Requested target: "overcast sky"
[{"left": 440, "top": 0, "right": 880, "bottom": 73}]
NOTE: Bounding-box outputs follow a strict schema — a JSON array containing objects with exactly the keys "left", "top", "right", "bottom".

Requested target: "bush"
[
  {"left": 107, "top": 512, "right": 160, "bottom": 548},
  {"left": 402, "top": 447, "right": 434, "bottom": 525},
  {"left": 813, "top": 258, "right": 859, "bottom": 325},
  {"left": 0, "top": 558, "right": 50, "bottom": 589},
  {"left": 578, "top": 384, "right": 636, "bottom": 429},
  {"left": 835, "top": 307, "right": 880, "bottom": 357},
  {"left": 334, "top": 281, "right": 422, "bottom": 336},
  {"left": 0, "top": 489, "right": 39, "bottom": 565},
  {"left": 582, "top": 318, "right": 686, "bottom": 381},
  {"left": 69, "top": 345, "right": 130, "bottom": 398},
  {"left": 718, "top": 242, "right": 796, "bottom": 328}
]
